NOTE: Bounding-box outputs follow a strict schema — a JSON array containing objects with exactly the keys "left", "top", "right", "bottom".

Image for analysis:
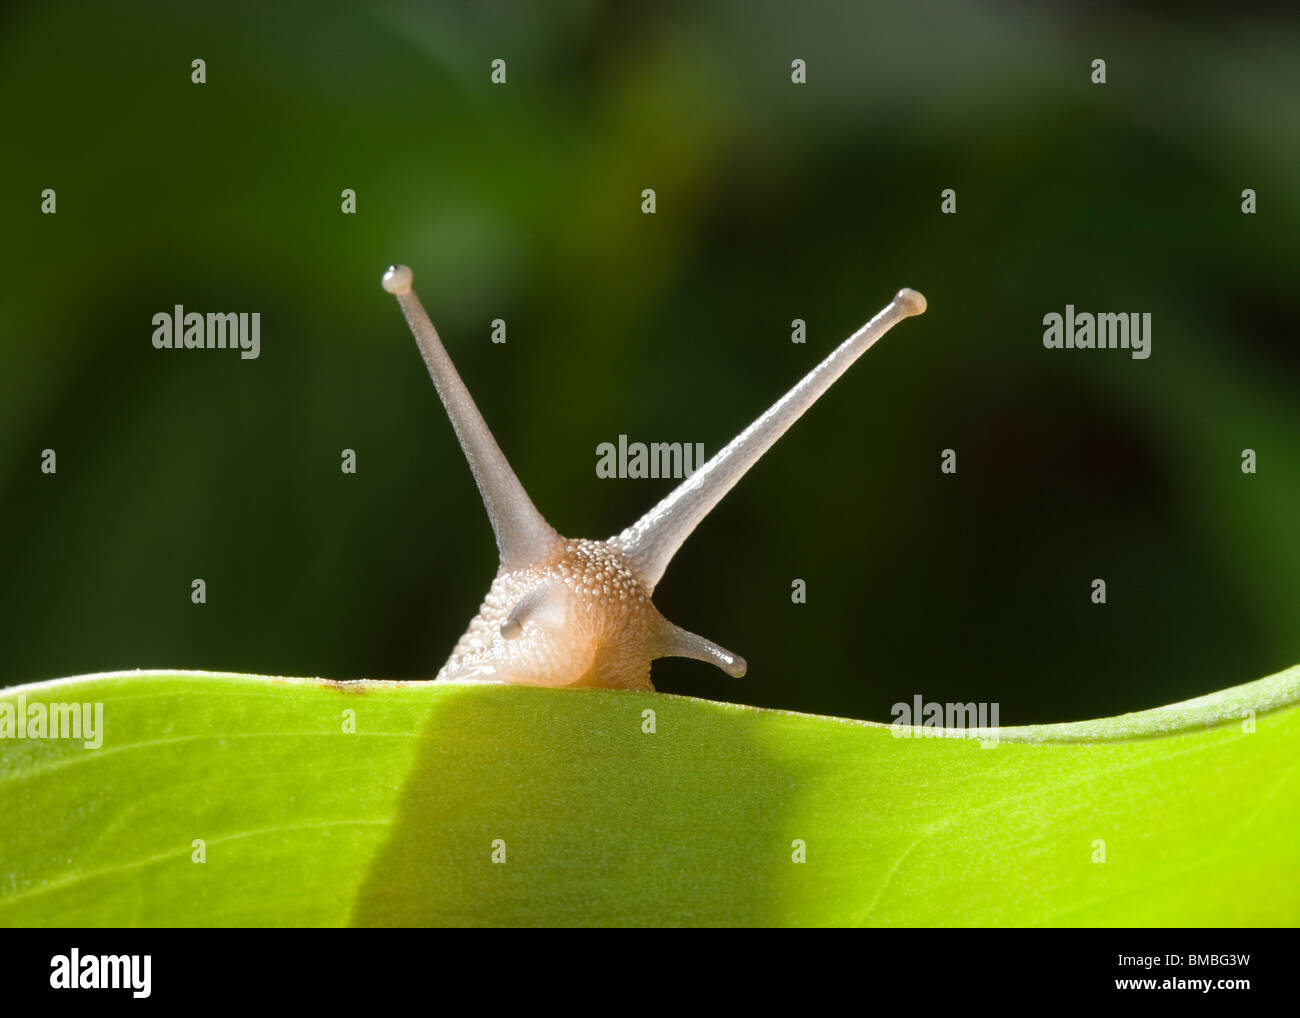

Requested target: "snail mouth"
[{"left": 567, "top": 660, "right": 654, "bottom": 692}]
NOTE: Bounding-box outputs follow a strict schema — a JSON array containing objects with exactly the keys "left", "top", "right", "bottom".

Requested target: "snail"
[{"left": 382, "top": 264, "right": 925, "bottom": 690}]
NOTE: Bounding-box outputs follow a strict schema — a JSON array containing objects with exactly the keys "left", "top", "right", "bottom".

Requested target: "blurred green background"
[{"left": 1, "top": 0, "right": 1296, "bottom": 724}]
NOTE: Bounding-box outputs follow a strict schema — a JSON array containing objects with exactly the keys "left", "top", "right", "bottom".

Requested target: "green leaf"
[{"left": 1, "top": 666, "right": 1297, "bottom": 926}]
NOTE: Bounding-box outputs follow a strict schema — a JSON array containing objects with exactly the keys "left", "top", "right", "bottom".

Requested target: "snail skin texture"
[{"left": 382, "top": 264, "right": 926, "bottom": 691}]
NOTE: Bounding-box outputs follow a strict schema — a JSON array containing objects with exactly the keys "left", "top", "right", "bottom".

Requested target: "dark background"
[{"left": 2, "top": 0, "right": 1297, "bottom": 723}]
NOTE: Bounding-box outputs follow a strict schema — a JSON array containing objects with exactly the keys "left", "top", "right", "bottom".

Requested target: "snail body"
[{"left": 382, "top": 264, "right": 925, "bottom": 690}]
